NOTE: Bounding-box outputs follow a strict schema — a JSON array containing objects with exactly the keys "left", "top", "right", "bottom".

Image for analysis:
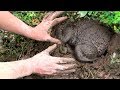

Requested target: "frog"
[{"left": 53, "top": 19, "right": 114, "bottom": 62}]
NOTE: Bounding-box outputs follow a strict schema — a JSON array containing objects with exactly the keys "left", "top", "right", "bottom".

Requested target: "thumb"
[
  {"left": 44, "top": 44, "right": 57, "bottom": 54},
  {"left": 47, "top": 36, "right": 61, "bottom": 44}
]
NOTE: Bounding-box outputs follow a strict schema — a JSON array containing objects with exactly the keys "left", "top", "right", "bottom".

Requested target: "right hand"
[
  {"left": 27, "top": 11, "right": 67, "bottom": 44},
  {"left": 30, "top": 44, "right": 77, "bottom": 75}
]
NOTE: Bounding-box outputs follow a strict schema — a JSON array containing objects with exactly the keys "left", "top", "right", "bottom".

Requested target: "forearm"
[
  {"left": 0, "top": 11, "right": 32, "bottom": 37},
  {"left": 0, "top": 58, "right": 33, "bottom": 79}
]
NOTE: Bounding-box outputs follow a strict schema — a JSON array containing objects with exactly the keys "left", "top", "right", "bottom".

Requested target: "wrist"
[
  {"left": 29, "top": 57, "right": 37, "bottom": 74},
  {"left": 22, "top": 26, "right": 34, "bottom": 39},
  {"left": 23, "top": 58, "right": 34, "bottom": 76},
  {"left": 29, "top": 56, "right": 44, "bottom": 75}
]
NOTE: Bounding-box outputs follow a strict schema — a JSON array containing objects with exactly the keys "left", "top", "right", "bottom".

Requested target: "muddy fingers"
[
  {"left": 43, "top": 11, "right": 54, "bottom": 20},
  {"left": 46, "top": 36, "right": 61, "bottom": 44},
  {"left": 51, "top": 17, "right": 67, "bottom": 27},
  {"left": 54, "top": 69, "right": 76, "bottom": 75},
  {"left": 43, "top": 44, "right": 57, "bottom": 54},
  {"left": 49, "top": 11, "right": 65, "bottom": 20},
  {"left": 56, "top": 57, "right": 76, "bottom": 64},
  {"left": 50, "top": 63, "right": 77, "bottom": 75},
  {"left": 43, "top": 11, "right": 65, "bottom": 21},
  {"left": 55, "top": 63, "right": 77, "bottom": 71}
]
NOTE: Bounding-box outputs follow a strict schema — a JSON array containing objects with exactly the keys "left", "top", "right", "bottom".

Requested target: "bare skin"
[
  {"left": 0, "top": 44, "right": 76, "bottom": 79},
  {"left": 0, "top": 11, "right": 77, "bottom": 79},
  {"left": 0, "top": 11, "right": 67, "bottom": 44}
]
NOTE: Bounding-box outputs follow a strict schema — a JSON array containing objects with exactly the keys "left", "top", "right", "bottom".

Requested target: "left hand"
[
  {"left": 28, "top": 11, "right": 67, "bottom": 44},
  {"left": 30, "top": 44, "right": 77, "bottom": 75}
]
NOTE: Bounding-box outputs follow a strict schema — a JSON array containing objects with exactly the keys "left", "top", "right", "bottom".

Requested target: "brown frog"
[{"left": 54, "top": 19, "right": 114, "bottom": 62}]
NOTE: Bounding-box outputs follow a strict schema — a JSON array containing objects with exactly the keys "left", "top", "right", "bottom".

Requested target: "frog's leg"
[{"left": 74, "top": 43, "right": 98, "bottom": 62}]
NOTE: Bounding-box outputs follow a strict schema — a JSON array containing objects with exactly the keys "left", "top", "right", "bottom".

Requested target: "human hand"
[
  {"left": 28, "top": 11, "right": 67, "bottom": 44},
  {"left": 30, "top": 44, "right": 77, "bottom": 75}
]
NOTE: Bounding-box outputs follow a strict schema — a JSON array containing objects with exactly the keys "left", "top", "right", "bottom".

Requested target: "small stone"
[{"left": 59, "top": 45, "right": 68, "bottom": 54}]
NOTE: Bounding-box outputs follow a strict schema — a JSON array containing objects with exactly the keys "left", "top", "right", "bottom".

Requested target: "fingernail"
[
  {"left": 65, "top": 16, "right": 68, "bottom": 18},
  {"left": 57, "top": 41, "right": 62, "bottom": 44},
  {"left": 53, "top": 44, "right": 57, "bottom": 47}
]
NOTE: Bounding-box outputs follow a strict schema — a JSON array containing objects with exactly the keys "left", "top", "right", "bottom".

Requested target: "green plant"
[
  {"left": 110, "top": 52, "right": 120, "bottom": 64},
  {"left": 77, "top": 11, "right": 88, "bottom": 17},
  {"left": 87, "top": 11, "right": 120, "bottom": 33},
  {"left": 12, "top": 11, "right": 46, "bottom": 26},
  {"left": 76, "top": 11, "right": 120, "bottom": 33}
]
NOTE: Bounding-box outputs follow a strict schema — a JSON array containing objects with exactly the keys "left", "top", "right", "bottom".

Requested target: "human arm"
[
  {"left": 0, "top": 58, "right": 32, "bottom": 79},
  {"left": 0, "top": 44, "right": 76, "bottom": 79},
  {"left": 0, "top": 11, "right": 67, "bottom": 44},
  {"left": 0, "top": 11, "right": 32, "bottom": 38}
]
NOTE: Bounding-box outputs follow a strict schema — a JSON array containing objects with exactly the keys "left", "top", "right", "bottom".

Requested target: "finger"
[
  {"left": 47, "top": 36, "right": 61, "bottom": 44},
  {"left": 54, "top": 69, "right": 76, "bottom": 75},
  {"left": 56, "top": 57, "right": 76, "bottom": 64},
  {"left": 43, "top": 70, "right": 57, "bottom": 75},
  {"left": 56, "top": 64, "right": 77, "bottom": 71},
  {"left": 43, "top": 11, "right": 54, "bottom": 20},
  {"left": 51, "top": 16, "right": 67, "bottom": 27},
  {"left": 49, "top": 11, "right": 65, "bottom": 20},
  {"left": 63, "top": 64, "right": 77, "bottom": 70},
  {"left": 36, "top": 69, "right": 57, "bottom": 76},
  {"left": 44, "top": 44, "right": 57, "bottom": 54}
]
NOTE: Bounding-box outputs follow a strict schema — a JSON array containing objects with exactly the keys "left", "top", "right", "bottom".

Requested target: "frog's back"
[
  {"left": 73, "top": 19, "right": 111, "bottom": 41},
  {"left": 71, "top": 19, "right": 113, "bottom": 55}
]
